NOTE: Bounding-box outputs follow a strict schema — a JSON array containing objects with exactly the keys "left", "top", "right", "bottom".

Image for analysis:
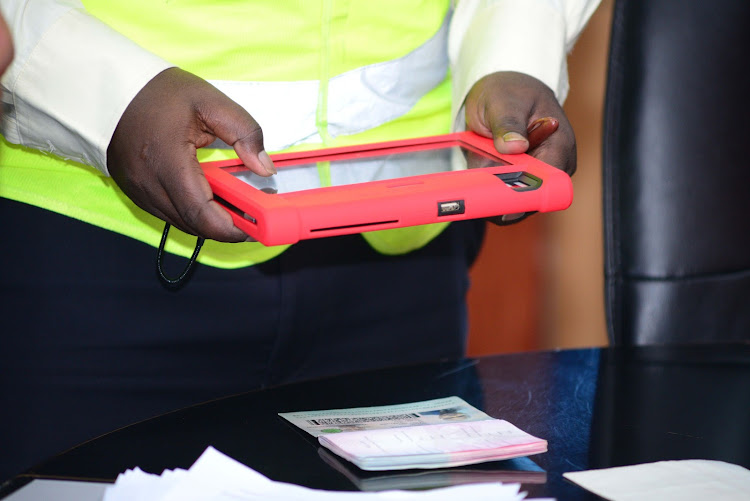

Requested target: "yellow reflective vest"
[{"left": 0, "top": 0, "right": 454, "bottom": 268}]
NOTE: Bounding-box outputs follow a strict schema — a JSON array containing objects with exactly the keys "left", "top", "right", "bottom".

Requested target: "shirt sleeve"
[
  {"left": 448, "top": 0, "right": 602, "bottom": 128},
  {"left": 0, "top": 0, "right": 174, "bottom": 174}
]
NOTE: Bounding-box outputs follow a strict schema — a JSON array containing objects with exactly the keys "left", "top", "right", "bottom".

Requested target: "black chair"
[{"left": 602, "top": 0, "right": 750, "bottom": 345}]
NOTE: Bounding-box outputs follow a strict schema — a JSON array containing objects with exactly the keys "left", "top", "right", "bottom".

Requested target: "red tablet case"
[{"left": 201, "top": 131, "right": 573, "bottom": 246}]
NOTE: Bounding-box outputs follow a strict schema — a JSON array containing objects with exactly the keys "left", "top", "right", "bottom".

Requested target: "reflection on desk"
[
  {"left": 318, "top": 448, "right": 547, "bottom": 491},
  {"left": 1, "top": 345, "right": 748, "bottom": 500}
]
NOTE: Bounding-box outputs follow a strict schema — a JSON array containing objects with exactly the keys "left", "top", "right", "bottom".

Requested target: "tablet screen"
[{"left": 223, "top": 146, "right": 509, "bottom": 194}]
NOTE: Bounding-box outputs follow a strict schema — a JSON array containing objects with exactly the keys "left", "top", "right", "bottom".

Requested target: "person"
[{"left": 0, "top": 0, "right": 600, "bottom": 481}]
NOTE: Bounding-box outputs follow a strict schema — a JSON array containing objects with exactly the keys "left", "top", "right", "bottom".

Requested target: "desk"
[{"left": 1, "top": 344, "right": 749, "bottom": 499}]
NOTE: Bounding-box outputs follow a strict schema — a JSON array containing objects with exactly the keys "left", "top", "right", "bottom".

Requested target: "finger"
[
  {"left": 527, "top": 129, "right": 577, "bottom": 175},
  {"left": 198, "top": 96, "right": 276, "bottom": 177},
  {"left": 527, "top": 117, "right": 559, "bottom": 149},
  {"left": 158, "top": 151, "right": 249, "bottom": 242},
  {"left": 487, "top": 211, "right": 535, "bottom": 226}
]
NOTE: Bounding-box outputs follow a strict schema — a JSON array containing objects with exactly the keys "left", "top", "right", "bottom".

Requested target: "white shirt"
[{"left": 0, "top": 0, "right": 601, "bottom": 174}]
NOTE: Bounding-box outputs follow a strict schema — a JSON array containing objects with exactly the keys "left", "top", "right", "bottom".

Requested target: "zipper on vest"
[{"left": 316, "top": 0, "right": 334, "bottom": 146}]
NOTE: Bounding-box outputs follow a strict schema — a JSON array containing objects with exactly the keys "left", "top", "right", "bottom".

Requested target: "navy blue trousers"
[{"left": 0, "top": 198, "right": 485, "bottom": 480}]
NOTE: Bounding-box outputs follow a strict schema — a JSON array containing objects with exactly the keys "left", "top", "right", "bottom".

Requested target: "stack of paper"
[
  {"left": 102, "top": 446, "right": 538, "bottom": 501},
  {"left": 280, "top": 397, "right": 547, "bottom": 471},
  {"left": 318, "top": 419, "right": 547, "bottom": 471}
]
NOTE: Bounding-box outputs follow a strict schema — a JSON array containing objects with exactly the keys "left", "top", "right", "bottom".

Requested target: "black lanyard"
[{"left": 156, "top": 222, "right": 204, "bottom": 289}]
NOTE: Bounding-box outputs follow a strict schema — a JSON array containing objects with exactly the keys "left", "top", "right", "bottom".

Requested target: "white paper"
[
  {"left": 103, "top": 467, "right": 189, "bottom": 501},
  {"left": 563, "top": 460, "right": 750, "bottom": 501},
  {"left": 101, "top": 446, "right": 535, "bottom": 501}
]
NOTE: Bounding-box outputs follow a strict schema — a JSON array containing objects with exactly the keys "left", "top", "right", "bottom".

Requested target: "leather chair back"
[{"left": 602, "top": 0, "right": 750, "bottom": 345}]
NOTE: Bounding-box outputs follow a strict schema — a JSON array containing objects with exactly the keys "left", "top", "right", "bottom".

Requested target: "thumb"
[
  {"left": 488, "top": 114, "right": 530, "bottom": 155},
  {"left": 201, "top": 98, "right": 277, "bottom": 176}
]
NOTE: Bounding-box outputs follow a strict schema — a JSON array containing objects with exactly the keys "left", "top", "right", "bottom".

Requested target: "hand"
[
  {"left": 464, "top": 71, "right": 576, "bottom": 224},
  {"left": 107, "top": 67, "right": 276, "bottom": 242},
  {"left": 465, "top": 71, "right": 576, "bottom": 174}
]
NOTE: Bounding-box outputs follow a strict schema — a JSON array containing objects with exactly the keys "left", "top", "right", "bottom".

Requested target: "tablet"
[{"left": 201, "top": 131, "right": 572, "bottom": 246}]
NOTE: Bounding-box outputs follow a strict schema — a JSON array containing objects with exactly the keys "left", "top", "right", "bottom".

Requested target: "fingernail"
[
  {"left": 258, "top": 150, "right": 276, "bottom": 175},
  {"left": 502, "top": 132, "right": 528, "bottom": 143},
  {"left": 528, "top": 117, "right": 557, "bottom": 133},
  {"left": 528, "top": 118, "right": 548, "bottom": 133}
]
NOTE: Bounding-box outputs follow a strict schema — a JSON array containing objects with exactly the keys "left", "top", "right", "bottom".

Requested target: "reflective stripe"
[{"left": 208, "top": 14, "right": 450, "bottom": 152}]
